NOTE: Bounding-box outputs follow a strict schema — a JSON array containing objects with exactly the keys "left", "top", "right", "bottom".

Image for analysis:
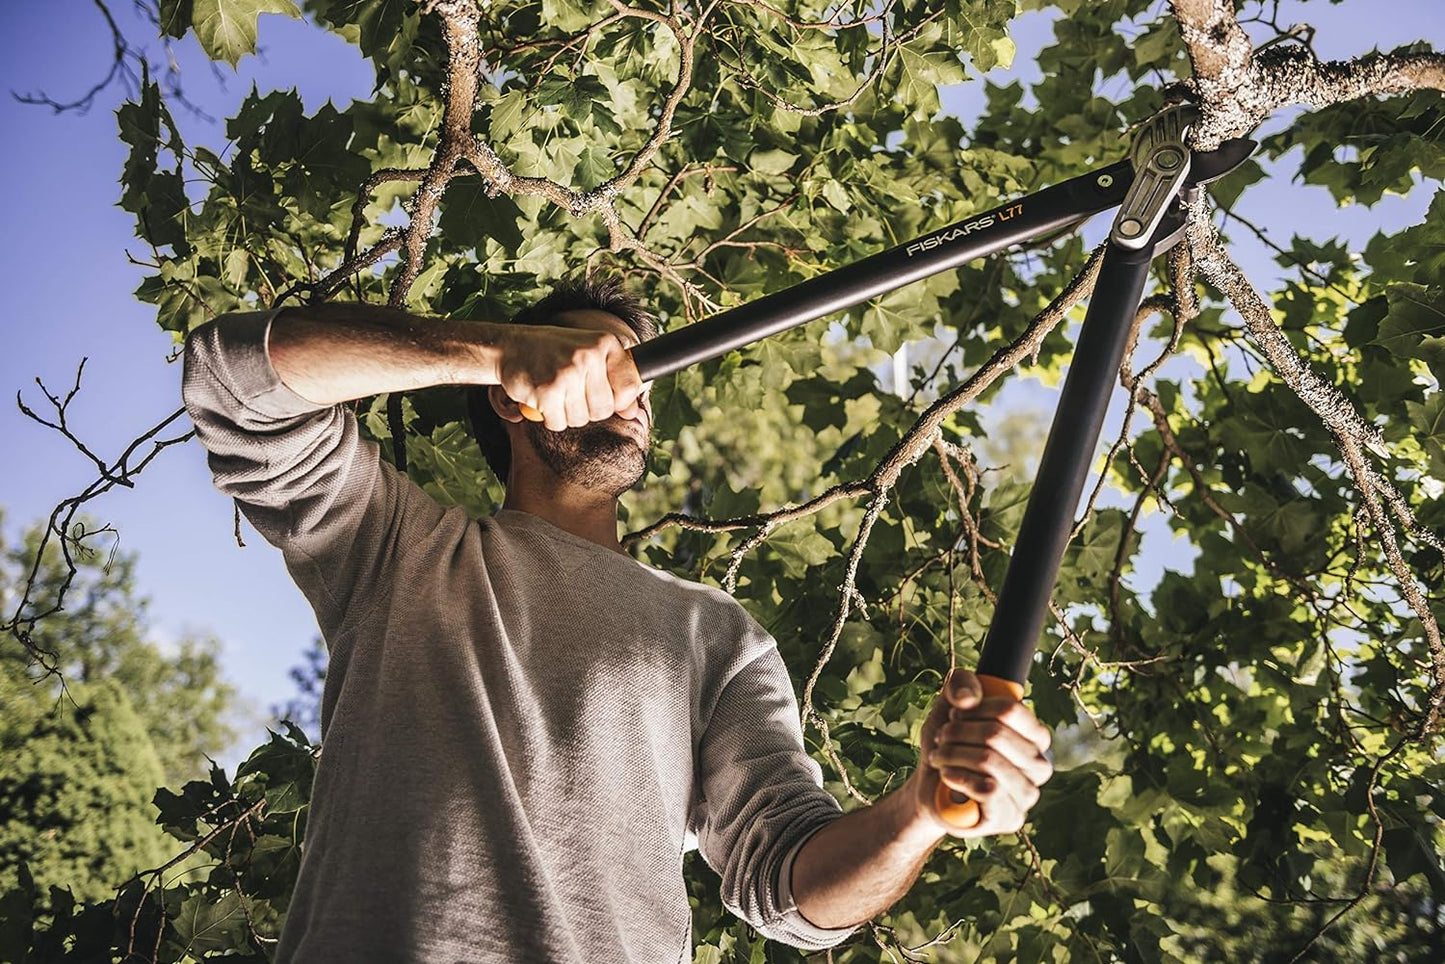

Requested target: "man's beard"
[{"left": 522, "top": 416, "right": 649, "bottom": 497}]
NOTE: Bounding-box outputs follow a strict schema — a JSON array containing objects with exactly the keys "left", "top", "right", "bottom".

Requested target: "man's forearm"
[
  {"left": 790, "top": 772, "right": 945, "bottom": 930},
  {"left": 265, "top": 303, "right": 508, "bottom": 405}
]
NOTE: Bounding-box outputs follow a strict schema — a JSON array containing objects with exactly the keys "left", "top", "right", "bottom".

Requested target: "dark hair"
[{"left": 466, "top": 273, "right": 658, "bottom": 482}]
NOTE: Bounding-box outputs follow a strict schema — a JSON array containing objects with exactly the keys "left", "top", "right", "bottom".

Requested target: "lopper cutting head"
[
  {"left": 1188, "top": 137, "right": 1257, "bottom": 186},
  {"left": 1112, "top": 104, "right": 1258, "bottom": 251}
]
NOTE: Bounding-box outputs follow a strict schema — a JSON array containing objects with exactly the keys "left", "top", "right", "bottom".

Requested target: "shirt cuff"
[
  {"left": 772, "top": 819, "right": 859, "bottom": 949},
  {"left": 205, "top": 307, "right": 331, "bottom": 420}
]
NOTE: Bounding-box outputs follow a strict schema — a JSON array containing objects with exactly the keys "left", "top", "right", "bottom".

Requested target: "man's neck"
[{"left": 500, "top": 474, "right": 624, "bottom": 554}]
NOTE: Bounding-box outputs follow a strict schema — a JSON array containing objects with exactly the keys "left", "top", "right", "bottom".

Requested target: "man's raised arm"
[
  {"left": 180, "top": 302, "right": 640, "bottom": 638},
  {"left": 265, "top": 302, "right": 642, "bottom": 429},
  {"left": 264, "top": 303, "right": 507, "bottom": 405}
]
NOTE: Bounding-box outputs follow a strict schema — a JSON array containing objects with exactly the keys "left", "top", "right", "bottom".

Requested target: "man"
[{"left": 181, "top": 274, "right": 1053, "bottom": 963}]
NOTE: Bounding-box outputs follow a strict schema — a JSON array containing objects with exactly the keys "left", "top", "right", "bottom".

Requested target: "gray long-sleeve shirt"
[{"left": 180, "top": 309, "right": 857, "bottom": 963}]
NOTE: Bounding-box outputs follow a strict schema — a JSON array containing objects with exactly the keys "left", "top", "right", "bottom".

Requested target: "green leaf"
[
  {"left": 236, "top": 727, "right": 315, "bottom": 815},
  {"left": 490, "top": 89, "right": 530, "bottom": 142},
  {"left": 748, "top": 148, "right": 800, "bottom": 176},
  {"left": 158, "top": 0, "right": 193, "bottom": 39},
  {"left": 437, "top": 177, "right": 526, "bottom": 253},
  {"left": 1132, "top": 18, "right": 1180, "bottom": 72},
  {"left": 536, "top": 73, "right": 612, "bottom": 126},
  {"left": 1406, "top": 393, "right": 1445, "bottom": 476},
  {"left": 895, "top": 44, "right": 957, "bottom": 110},
  {"left": 1210, "top": 158, "right": 1265, "bottom": 209},
  {"left": 1067, "top": 509, "right": 1127, "bottom": 584},
  {"left": 766, "top": 520, "right": 835, "bottom": 577},
  {"left": 223, "top": 248, "right": 249, "bottom": 288},
  {"left": 540, "top": 0, "right": 595, "bottom": 32},
  {"left": 575, "top": 145, "right": 617, "bottom": 191},
  {"left": 169, "top": 891, "right": 246, "bottom": 953},
  {"left": 1374, "top": 283, "right": 1445, "bottom": 377},
  {"left": 191, "top": 0, "right": 301, "bottom": 67}
]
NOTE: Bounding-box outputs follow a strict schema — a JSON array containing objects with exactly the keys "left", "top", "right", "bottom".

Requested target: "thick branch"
[{"left": 1171, "top": 0, "right": 1445, "bottom": 148}]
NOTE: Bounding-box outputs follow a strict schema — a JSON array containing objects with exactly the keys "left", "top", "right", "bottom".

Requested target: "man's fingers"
[
  {"left": 922, "top": 670, "right": 1054, "bottom": 838},
  {"left": 527, "top": 385, "right": 565, "bottom": 431},
  {"left": 943, "top": 669, "right": 982, "bottom": 710},
  {"left": 562, "top": 383, "right": 591, "bottom": 429},
  {"left": 936, "top": 739, "right": 1040, "bottom": 820},
  {"left": 932, "top": 720, "right": 1054, "bottom": 788},
  {"left": 606, "top": 344, "right": 644, "bottom": 414},
  {"left": 583, "top": 354, "right": 616, "bottom": 423},
  {"left": 936, "top": 748, "right": 1040, "bottom": 814},
  {"left": 947, "top": 698, "right": 1052, "bottom": 755}
]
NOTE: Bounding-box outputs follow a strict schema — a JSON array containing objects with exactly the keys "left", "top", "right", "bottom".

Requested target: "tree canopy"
[
  {"left": 0, "top": 507, "right": 238, "bottom": 926},
  {"left": 2, "top": 512, "right": 238, "bottom": 787},
  {"left": 0, "top": 668, "right": 172, "bottom": 913},
  {"left": 5, "top": 0, "right": 1443, "bottom": 960}
]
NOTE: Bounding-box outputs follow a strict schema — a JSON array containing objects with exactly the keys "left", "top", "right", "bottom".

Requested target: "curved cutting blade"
[{"left": 1188, "top": 137, "right": 1258, "bottom": 185}]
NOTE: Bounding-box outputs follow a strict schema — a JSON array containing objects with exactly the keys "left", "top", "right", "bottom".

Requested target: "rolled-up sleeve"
[
  {"left": 181, "top": 308, "right": 439, "bottom": 638},
  {"left": 695, "top": 644, "right": 858, "bottom": 950}
]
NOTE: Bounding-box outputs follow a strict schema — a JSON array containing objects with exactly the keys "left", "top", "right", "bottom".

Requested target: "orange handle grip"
[{"left": 929, "top": 673, "right": 1025, "bottom": 830}]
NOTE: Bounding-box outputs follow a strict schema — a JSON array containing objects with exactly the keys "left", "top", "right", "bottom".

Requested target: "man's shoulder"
[
  {"left": 641, "top": 566, "right": 778, "bottom": 661},
  {"left": 642, "top": 565, "right": 751, "bottom": 616},
  {"left": 641, "top": 566, "right": 734, "bottom": 609},
  {"left": 636, "top": 568, "right": 784, "bottom": 698}
]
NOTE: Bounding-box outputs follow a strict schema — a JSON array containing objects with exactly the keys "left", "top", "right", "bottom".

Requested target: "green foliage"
[
  {"left": 1, "top": 514, "right": 238, "bottom": 785},
  {"left": 161, "top": 0, "right": 302, "bottom": 66},
  {"left": 1, "top": 724, "right": 315, "bottom": 962},
  {"left": 0, "top": 666, "right": 171, "bottom": 913},
  {"left": 9, "top": 0, "right": 1445, "bottom": 960}
]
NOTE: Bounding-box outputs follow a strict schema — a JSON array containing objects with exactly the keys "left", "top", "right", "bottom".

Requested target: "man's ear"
[{"left": 488, "top": 384, "right": 526, "bottom": 424}]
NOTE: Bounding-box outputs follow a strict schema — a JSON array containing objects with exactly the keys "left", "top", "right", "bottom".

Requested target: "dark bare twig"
[
  {"left": 4, "top": 360, "right": 192, "bottom": 674},
  {"left": 12, "top": 0, "right": 135, "bottom": 114},
  {"left": 13, "top": 0, "right": 214, "bottom": 121}
]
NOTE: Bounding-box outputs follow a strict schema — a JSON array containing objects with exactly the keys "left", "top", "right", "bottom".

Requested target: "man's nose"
[
  {"left": 616, "top": 398, "right": 646, "bottom": 422},
  {"left": 617, "top": 385, "right": 652, "bottom": 421}
]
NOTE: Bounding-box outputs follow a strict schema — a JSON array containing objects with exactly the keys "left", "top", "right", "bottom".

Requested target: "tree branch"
[
  {"left": 1183, "top": 198, "right": 1445, "bottom": 733},
  {"left": 1171, "top": 0, "right": 1445, "bottom": 148},
  {"left": 4, "top": 361, "right": 193, "bottom": 673}
]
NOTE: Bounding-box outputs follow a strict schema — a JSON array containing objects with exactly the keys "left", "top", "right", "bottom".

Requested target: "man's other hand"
[
  {"left": 913, "top": 669, "right": 1054, "bottom": 838},
  {"left": 496, "top": 324, "right": 644, "bottom": 431}
]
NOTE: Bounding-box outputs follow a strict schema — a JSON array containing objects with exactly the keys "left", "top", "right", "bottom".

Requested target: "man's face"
[{"left": 520, "top": 308, "right": 653, "bottom": 498}]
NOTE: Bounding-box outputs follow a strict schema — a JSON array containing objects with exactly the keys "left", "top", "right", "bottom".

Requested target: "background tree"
[
  {"left": 0, "top": 505, "right": 239, "bottom": 918},
  {"left": 0, "top": 665, "right": 172, "bottom": 912},
  {"left": 271, "top": 636, "right": 325, "bottom": 743},
  {"left": 1, "top": 509, "right": 238, "bottom": 786},
  {"left": 4, "top": 0, "right": 1443, "bottom": 960}
]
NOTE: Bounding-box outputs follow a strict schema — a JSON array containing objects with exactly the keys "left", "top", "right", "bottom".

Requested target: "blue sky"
[{"left": 0, "top": 1, "right": 1438, "bottom": 766}]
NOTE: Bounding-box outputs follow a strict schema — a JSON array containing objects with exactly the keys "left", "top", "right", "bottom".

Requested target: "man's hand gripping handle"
[{"left": 927, "top": 674, "right": 1027, "bottom": 830}]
